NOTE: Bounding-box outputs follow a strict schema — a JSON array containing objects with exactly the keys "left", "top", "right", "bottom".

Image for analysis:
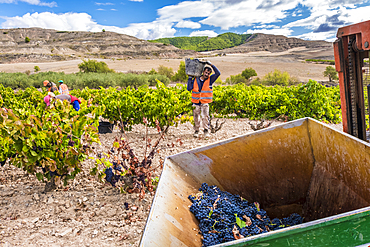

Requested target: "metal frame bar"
[{"left": 334, "top": 22, "right": 369, "bottom": 141}]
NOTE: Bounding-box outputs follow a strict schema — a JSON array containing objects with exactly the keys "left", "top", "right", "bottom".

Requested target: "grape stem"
[{"left": 116, "top": 101, "right": 132, "bottom": 149}]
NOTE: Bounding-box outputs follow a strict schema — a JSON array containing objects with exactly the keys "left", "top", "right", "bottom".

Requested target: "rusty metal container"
[{"left": 140, "top": 117, "right": 370, "bottom": 246}]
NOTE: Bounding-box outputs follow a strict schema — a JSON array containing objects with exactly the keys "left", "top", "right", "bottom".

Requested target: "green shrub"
[
  {"left": 78, "top": 59, "right": 115, "bottom": 73},
  {"left": 323, "top": 66, "right": 338, "bottom": 82},
  {"left": 225, "top": 74, "right": 248, "bottom": 84},
  {"left": 25, "top": 37, "right": 30, "bottom": 43},
  {"left": 262, "top": 69, "right": 298, "bottom": 86},
  {"left": 241, "top": 68, "right": 257, "bottom": 80},
  {"left": 249, "top": 77, "right": 263, "bottom": 85},
  {"left": 225, "top": 67, "right": 257, "bottom": 85},
  {"left": 157, "top": 65, "right": 174, "bottom": 79},
  {"left": 148, "top": 68, "right": 157, "bottom": 75},
  {"left": 34, "top": 66, "right": 40, "bottom": 72},
  {"left": 148, "top": 74, "right": 170, "bottom": 86},
  {"left": 116, "top": 74, "right": 148, "bottom": 88},
  {"left": 80, "top": 73, "right": 116, "bottom": 88},
  {"left": 0, "top": 71, "right": 172, "bottom": 89},
  {"left": 306, "top": 59, "right": 335, "bottom": 65},
  {"left": 171, "top": 61, "right": 187, "bottom": 83}
]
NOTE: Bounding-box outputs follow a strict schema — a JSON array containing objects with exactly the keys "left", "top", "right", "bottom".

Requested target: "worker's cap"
[
  {"left": 48, "top": 92, "right": 55, "bottom": 98},
  {"left": 58, "top": 80, "right": 64, "bottom": 83},
  {"left": 43, "top": 80, "right": 49, "bottom": 87}
]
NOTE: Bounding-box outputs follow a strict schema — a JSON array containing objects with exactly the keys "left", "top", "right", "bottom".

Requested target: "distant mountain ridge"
[
  {"left": 150, "top": 32, "right": 332, "bottom": 54},
  {"left": 0, "top": 28, "right": 333, "bottom": 64}
]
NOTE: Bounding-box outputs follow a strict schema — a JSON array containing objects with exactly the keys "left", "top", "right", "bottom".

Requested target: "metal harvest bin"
[{"left": 140, "top": 117, "right": 370, "bottom": 247}]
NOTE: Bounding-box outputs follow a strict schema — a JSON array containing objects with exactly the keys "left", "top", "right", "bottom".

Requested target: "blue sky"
[{"left": 1, "top": 0, "right": 370, "bottom": 41}]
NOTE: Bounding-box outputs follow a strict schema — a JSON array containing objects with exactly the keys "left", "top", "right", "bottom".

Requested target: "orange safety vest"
[
  {"left": 191, "top": 77, "right": 213, "bottom": 104},
  {"left": 59, "top": 83, "right": 69, "bottom": 95}
]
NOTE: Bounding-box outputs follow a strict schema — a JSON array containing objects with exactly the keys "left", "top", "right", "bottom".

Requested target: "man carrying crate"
[{"left": 187, "top": 60, "right": 220, "bottom": 138}]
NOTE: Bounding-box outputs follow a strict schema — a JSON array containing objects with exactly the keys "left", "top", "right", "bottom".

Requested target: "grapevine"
[
  {"left": 90, "top": 108, "right": 167, "bottom": 199},
  {"left": 0, "top": 89, "right": 104, "bottom": 191}
]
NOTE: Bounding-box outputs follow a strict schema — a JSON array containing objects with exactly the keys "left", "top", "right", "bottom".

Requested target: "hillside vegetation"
[{"left": 149, "top": 32, "right": 252, "bottom": 51}]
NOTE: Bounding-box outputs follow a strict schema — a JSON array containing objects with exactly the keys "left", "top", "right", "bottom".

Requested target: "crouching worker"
[
  {"left": 43, "top": 80, "right": 58, "bottom": 92},
  {"left": 43, "top": 92, "right": 81, "bottom": 111},
  {"left": 69, "top": 94, "right": 81, "bottom": 111}
]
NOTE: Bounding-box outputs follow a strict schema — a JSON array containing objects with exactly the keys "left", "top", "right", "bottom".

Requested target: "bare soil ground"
[
  {"left": 0, "top": 48, "right": 339, "bottom": 246},
  {"left": 0, "top": 47, "right": 333, "bottom": 82},
  {"left": 0, "top": 119, "right": 343, "bottom": 247}
]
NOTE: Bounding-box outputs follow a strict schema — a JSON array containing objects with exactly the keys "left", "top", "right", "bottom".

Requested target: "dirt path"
[
  {"left": 0, "top": 48, "right": 332, "bottom": 82},
  {"left": 0, "top": 119, "right": 342, "bottom": 247}
]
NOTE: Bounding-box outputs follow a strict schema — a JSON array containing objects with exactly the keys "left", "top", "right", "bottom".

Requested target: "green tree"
[
  {"left": 78, "top": 59, "right": 115, "bottom": 73},
  {"left": 241, "top": 68, "right": 257, "bottom": 80},
  {"left": 148, "top": 68, "right": 157, "bottom": 75},
  {"left": 323, "top": 66, "right": 338, "bottom": 82},
  {"left": 171, "top": 61, "right": 187, "bottom": 82},
  {"left": 25, "top": 36, "right": 30, "bottom": 43},
  {"left": 34, "top": 66, "right": 40, "bottom": 72},
  {"left": 225, "top": 74, "right": 248, "bottom": 84},
  {"left": 263, "top": 69, "right": 291, "bottom": 86},
  {"left": 225, "top": 67, "right": 257, "bottom": 85},
  {"left": 157, "top": 65, "right": 174, "bottom": 79},
  {"left": 102, "top": 29, "right": 106, "bottom": 32}
]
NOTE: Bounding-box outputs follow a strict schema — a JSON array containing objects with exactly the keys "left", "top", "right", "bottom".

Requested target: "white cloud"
[
  {"left": 96, "top": 8, "right": 105, "bottom": 11},
  {"left": 2, "top": 0, "right": 370, "bottom": 42},
  {"left": 117, "top": 21, "right": 176, "bottom": 40},
  {"left": 253, "top": 24, "right": 280, "bottom": 29},
  {"left": 247, "top": 28, "right": 293, "bottom": 36},
  {"left": 296, "top": 31, "right": 337, "bottom": 41},
  {"left": 284, "top": 4, "right": 370, "bottom": 40},
  {"left": 0, "top": 0, "right": 57, "bottom": 7},
  {"left": 175, "top": 20, "right": 201, "bottom": 29},
  {"left": 158, "top": 1, "right": 215, "bottom": 22},
  {"left": 200, "top": 0, "right": 301, "bottom": 30},
  {"left": 1, "top": 12, "right": 102, "bottom": 32},
  {"left": 0, "top": 12, "right": 176, "bottom": 40},
  {"left": 95, "top": 2, "right": 114, "bottom": 5},
  {"left": 189, "top": 30, "right": 218, "bottom": 37}
]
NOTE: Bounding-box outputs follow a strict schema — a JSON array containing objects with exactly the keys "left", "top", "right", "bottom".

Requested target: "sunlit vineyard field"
[{"left": 0, "top": 80, "right": 343, "bottom": 247}]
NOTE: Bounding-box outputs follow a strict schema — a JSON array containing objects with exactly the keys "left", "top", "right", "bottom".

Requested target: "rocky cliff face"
[{"left": 0, "top": 28, "right": 196, "bottom": 63}]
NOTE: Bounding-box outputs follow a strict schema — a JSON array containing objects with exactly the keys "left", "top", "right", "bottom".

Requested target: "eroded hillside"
[{"left": 0, "top": 28, "right": 196, "bottom": 63}]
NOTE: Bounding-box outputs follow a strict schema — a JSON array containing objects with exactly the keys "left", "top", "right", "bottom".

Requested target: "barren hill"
[
  {"left": 0, "top": 28, "right": 196, "bottom": 64},
  {"left": 215, "top": 33, "right": 334, "bottom": 60},
  {"left": 0, "top": 28, "right": 334, "bottom": 64}
]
